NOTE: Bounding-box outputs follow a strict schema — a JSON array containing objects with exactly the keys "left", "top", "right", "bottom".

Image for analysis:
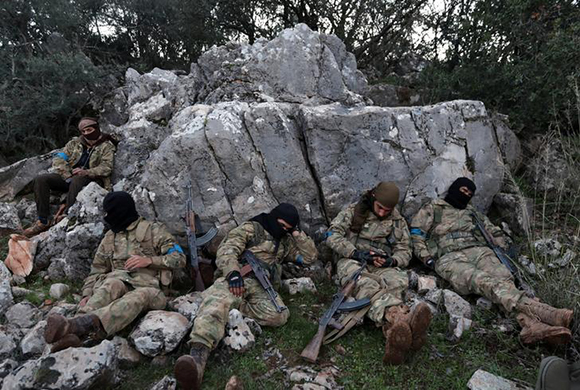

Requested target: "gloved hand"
[
  {"left": 227, "top": 271, "right": 244, "bottom": 297},
  {"left": 425, "top": 258, "right": 436, "bottom": 270},
  {"left": 351, "top": 250, "right": 373, "bottom": 264},
  {"left": 379, "top": 256, "right": 397, "bottom": 268}
]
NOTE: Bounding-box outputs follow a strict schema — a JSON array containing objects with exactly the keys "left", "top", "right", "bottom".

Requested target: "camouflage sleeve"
[
  {"left": 391, "top": 219, "right": 412, "bottom": 268},
  {"left": 284, "top": 231, "right": 318, "bottom": 265},
  {"left": 85, "top": 142, "right": 115, "bottom": 178},
  {"left": 480, "top": 212, "right": 509, "bottom": 249},
  {"left": 52, "top": 140, "right": 75, "bottom": 179},
  {"left": 148, "top": 223, "right": 187, "bottom": 270},
  {"left": 82, "top": 237, "right": 112, "bottom": 297},
  {"left": 216, "top": 222, "right": 255, "bottom": 277},
  {"left": 325, "top": 206, "right": 357, "bottom": 259},
  {"left": 409, "top": 203, "right": 434, "bottom": 263}
]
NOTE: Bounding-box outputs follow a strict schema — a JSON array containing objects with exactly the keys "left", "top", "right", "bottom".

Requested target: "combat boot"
[
  {"left": 22, "top": 220, "right": 49, "bottom": 237},
  {"left": 517, "top": 313, "right": 572, "bottom": 346},
  {"left": 44, "top": 313, "right": 104, "bottom": 346},
  {"left": 174, "top": 343, "right": 211, "bottom": 390},
  {"left": 382, "top": 305, "right": 412, "bottom": 365},
  {"left": 516, "top": 297, "right": 574, "bottom": 328},
  {"left": 408, "top": 302, "right": 433, "bottom": 351}
]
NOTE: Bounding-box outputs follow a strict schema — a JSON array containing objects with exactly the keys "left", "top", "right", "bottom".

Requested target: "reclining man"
[
  {"left": 326, "top": 181, "right": 432, "bottom": 365},
  {"left": 24, "top": 117, "right": 116, "bottom": 237},
  {"left": 174, "top": 203, "right": 318, "bottom": 390},
  {"left": 410, "top": 177, "right": 573, "bottom": 345},
  {"left": 44, "top": 191, "right": 186, "bottom": 351}
]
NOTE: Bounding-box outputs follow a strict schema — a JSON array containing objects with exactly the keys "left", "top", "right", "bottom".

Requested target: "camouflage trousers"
[
  {"left": 78, "top": 276, "right": 166, "bottom": 335},
  {"left": 188, "top": 277, "right": 289, "bottom": 349},
  {"left": 337, "top": 258, "right": 408, "bottom": 325},
  {"left": 435, "top": 246, "right": 524, "bottom": 312}
]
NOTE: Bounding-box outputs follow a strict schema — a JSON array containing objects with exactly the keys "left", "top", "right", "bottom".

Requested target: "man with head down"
[
  {"left": 174, "top": 202, "right": 318, "bottom": 390},
  {"left": 410, "top": 177, "right": 574, "bottom": 345},
  {"left": 325, "top": 181, "right": 432, "bottom": 365},
  {"left": 43, "top": 191, "right": 186, "bottom": 351}
]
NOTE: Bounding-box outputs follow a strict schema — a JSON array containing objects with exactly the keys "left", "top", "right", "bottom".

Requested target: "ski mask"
[
  {"left": 250, "top": 203, "right": 300, "bottom": 241},
  {"left": 444, "top": 177, "right": 476, "bottom": 210},
  {"left": 78, "top": 117, "right": 101, "bottom": 141},
  {"left": 103, "top": 191, "right": 140, "bottom": 233}
]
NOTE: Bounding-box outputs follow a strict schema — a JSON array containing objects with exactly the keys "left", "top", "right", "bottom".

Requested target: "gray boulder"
[
  {"left": 129, "top": 310, "right": 191, "bottom": 357},
  {"left": 223, "top": 309, "right": 256, "bottom": 353},
  {"left": 0, "top": 359, "right": 18, "bottom": 379},
  {"left": 0, "top": 202, "right": 21, "bottom": 235},
  {"left": 5, "top": 302, "right": 42, "bottom": 328},
  {"left": 526, "top": 138, "right": 578, "bottom": 196},
  {"left": 442, "top": 289, "right": 472, "bottom": 319},
  {"left": 0, "top": 261, "right": 13, "bottom": 315},
  {"left": 0, "top": 152, "right": 52, "bottom": 202},
  {"left": 0, "top": 325, "right": 24, "bottom": 360},
  {"left": 167, "top": 292, "right": 203, "bottom": 322},
  {"left": 112, "top": 336, "right": 142, "bottom": 368},
  {"left": 467, "top": 369, "right": 532, "bottom": 390},
  {"left": 149, "top": 376, "right": 177, "bottom": 390},
  {"left": 20, "top": 320, "right": 47, "bottom": 358},
  {"left": 282, "top": 277, "right": 317, "bottom": 295},
  {"left": 1, "top": 339, "right": 119, "bottom": 390},
  {"left": 49, "top": 283, "right": 70, "bottom": 300}
]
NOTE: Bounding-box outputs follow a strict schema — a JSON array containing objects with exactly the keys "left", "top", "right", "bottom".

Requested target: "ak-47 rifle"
[
  {"left": 300, "top": 261, "right": 370, "bottom": 363},
  {"left": 241, "top": 250, "right": 287, "bottom": 313},
  {"left": 185, "top": 181, "right": 218, "bottom": 291},
  {"left": 472, "top": 212, "right": 534, "bottom": 296}
]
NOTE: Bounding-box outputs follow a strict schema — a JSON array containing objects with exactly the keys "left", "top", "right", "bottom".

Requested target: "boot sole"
[
  {"left": 409, "top": 303, "right": 432, "bottom": 351},
  {"left": 45, "top": 314, "right": 69, "bottom": 344},
  {"left": 383, "top": 322, "right": 412, "bottom": 365},
  {"left": 175, "top": 355, "right": 200, "bottom": 390}
]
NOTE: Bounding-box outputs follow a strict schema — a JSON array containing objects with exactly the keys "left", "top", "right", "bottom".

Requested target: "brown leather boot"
[
  {"left": 517, "top": 313, "right": 572, "bottom": 346},
  {"left": 50, "top": 334, "right": 82, "bottom": 353},
  {"left": 44, "top": 313, "right": 104, "bottom": 345},
  {"left": 516, "top": 297, "right": 573, "bottom": 328},
  {"left": 408, "top": 302, "right": 433, "bottom": 351},
  {"left": 22, "top": 220, "right": 49, "bottom": 237},
  {"left": 382, "top": 305, "right": 413, "bottom": 365},
  {"left": 175, "top": 343, "right": 211, "bottom": 390}
]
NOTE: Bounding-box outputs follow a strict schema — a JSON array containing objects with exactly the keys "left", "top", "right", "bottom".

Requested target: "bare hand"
[
  {"left": 79, "top": 296, "right": 89, "bottom": 307},
  {"left": 125, "top": 255, "right": 152, "bottom": 271},
  {"left": 292, "top": 229, "right": 301, "bottom": 237},
  {"left": 72, "top": 168, "right": 88, "bottom": 176},
  {"left": 373, "top": 257, "right": 386, "bottom": 267}
]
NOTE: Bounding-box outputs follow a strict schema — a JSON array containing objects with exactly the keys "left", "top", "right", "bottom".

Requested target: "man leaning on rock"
[
  {"left": 23, "top": 117, "right": 117, "bottom": 237},
  {"left": 174, "top": 203, "right": 318, "bottom": 390},
  {"left": 325, "top": 181, "right": 432, "bottom": 365},
  {"left": 410, "top": 177, "right": 574, "bottom": 345},
  {"left": 44, "top": 191, "right": 186, "bottom": 351}
]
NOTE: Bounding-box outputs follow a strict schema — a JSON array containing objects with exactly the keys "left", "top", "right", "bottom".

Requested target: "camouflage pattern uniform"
[
  {"left": 187, "top": 221, "right": 318, "bottom": 349},
  {"left": 410, "top": 199, "right": 523, "bottom": 312},
  {"left": 79, "top": 217, "right": 186, "bottom": 335},
  {"left": 326, "top": 204, "right": 412, "bottom": 325}
]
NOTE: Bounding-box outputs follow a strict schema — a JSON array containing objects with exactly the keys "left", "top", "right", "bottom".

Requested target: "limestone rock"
[
  {"left": 0, "top": 152, "right": 52, "bottom": 202},
  {"left": 223, "top": 309, "right": 256, "bottom": 353},
  {"left": 448, "top": 315, "right": 473, "bottom": 342},
  {"left": 0, "top": 203, "right": 21, "bottom": 235},
  {"left": 1, "top": 339, "right": 119, "bottom": 390},
  {"left": 129, "top": 310, "right": 190, "bottom": 357},
  {"left": 492, "top": 193, "right": 533, "bottom": 236},
  {"left": 11, "top": 286, "right": 32, "bottom": 298},
  {"left": 555, "top": 249, "right": 576, "bottom": 267},
  {"left": 167, "top": 292, "right": 203, "bottom": 322},
  {"left": 15, "top": 198, "right": 35, "bottom": 223},
  {"left": 149, "top": 375, "right": 177, "bottom": 390},
  {"left": 113, "top": 336, "right": 142, "bottom": 368},
  {"left": 417, "top": 276, "right": 437, "bottom": 294},
  {"left": 425, "top": 288, "right": 442, "bottom": 306},
  {"left": 20, "top": 320, "right": 47, "bottom": 358},
  {"left": 0, "top": 359, "right": 18, "bottom": 379},
  {"left": 0, "top": 325, "right": 24, "bottom": 360},
  {"left": 476, "top": 298, "right": 493, "bottom": 311},
  {"left": 5, "top": 302, "right": 42, "bottom": 328},
  {"left": 0, "top": 262, "right": 13, "bottom": 315},
  {"left": 282, "top": 277, "right": 317, "bottom": 295},
  {"left": 533, "top": 238, "right": 562, "bottom": 258},
  {"left": 526, "top": 138, "right": 578, "bottom": 197},
  {"left": 282, "top": 260, "right": 327, "bottom": 283},
  {"left": 467, "top": 369, "right": 533, "bottom": 390},
  {"left": 49, "top": 283, "right": 70, "bottom": 300},
  {"left": 365, "top": 84, "right": 422, "bottom": 107},
  {"left": 4, "top": 235, "right": 36, "bottom": 276},
  {"left": 442, "top": 289, "right": 472, "bottom": 319},
  {"left": 225, "top": 375, "right": 244, "bottom": 390}
]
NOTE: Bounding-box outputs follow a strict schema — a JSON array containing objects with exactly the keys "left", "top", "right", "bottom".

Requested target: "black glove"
[
  {"left": 351, "top": 250, "right": 373, "bottom": 264},
  {"left": 227, "top": 271, "right": 244, "bottom": 289},
  {"left": 425, "top": 258, "right": 435, "bottom": 270},
  {"left": 380, "top": 257, "right": 397, "bottom": 268}
]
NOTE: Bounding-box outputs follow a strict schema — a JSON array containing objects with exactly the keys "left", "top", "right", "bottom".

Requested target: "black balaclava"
[
  {"left": 250, "top": 203, "right": 299, "bottom": 240},
  {"left": 444, "top": 177, "right": 477, "bottom": 210},
  {"left": 103, "top": 191, "right": 140, "bottom": 233}
]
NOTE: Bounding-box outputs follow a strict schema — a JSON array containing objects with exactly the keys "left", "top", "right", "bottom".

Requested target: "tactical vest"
[
  {"left": 352, "top": 218, "right": 400, "bottom": 256},
  {"left": 243, "top": 221, "right": 283, "bottom": 287}
]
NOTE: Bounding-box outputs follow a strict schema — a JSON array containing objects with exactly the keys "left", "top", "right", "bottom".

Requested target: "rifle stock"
[{"left": 300, "top": 326, "right": 326, "bottom": 363}]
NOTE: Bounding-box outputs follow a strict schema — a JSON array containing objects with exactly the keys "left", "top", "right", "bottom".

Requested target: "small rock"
[
  {"left": 129, "top": 311, "right": 191, "bottom": 357},
  {"left": 281, "top": 277, "right": 317, "bottom": 295},
  {"left": 555, "top": 249, "right": 576, "bottom": 267},
  {"left": 448, "top": 315, "right": 472, "bottom": 342},
  {"left": 4, "top": 302, "right": 42, "bottom": 328},
  {"left": 11, "top": 275, "right": 26, "bottom": 286},
  {"left": 442, "top": 290, "right": 472, "bottom": 319},
  {"left": 225, "top": 375, "right": 244, "bottom": 390},
  {"left": 417, "top": 276, "right": 437, "bottom": 294},
  {"left": 476, "top": 298, "right": 493, "bottom": 310},
  {"left": 287, "top": 366, "right": 317, "bottom": 382},
  {"left": 112, "top": 336, "right": 142, "bottom": 368},
  {"left": 11, "top": 287, "right": 32, "bottom": 298},
  {"left": 20, "top": 320, "right": 47, "bottom": 357},
  {"left": 0, "top": 202, "right": 22, "bottom": 234},
  {"left": 407, "top": 270, "right": 419, "bottom": 290},
  {"left": 0, "top": 326, "right": 24, "bottom": 360},
  {"left": 152, "top": 355, "right": 169, "bottom": 366},
  {"left": 425, "top": 288, "right": 442, "bottom": 305},
  {"left": 223, "top": 309, "right": 255, "bottom": 353},
  {"left": 518, "top": 255, "right": 537, "bottom": 275},
  {"left": 467, "top": 369, "right": 533, "bottom": 390},
  {"left": 244, "top": 317, "right": 262, "bottom": 336},
  {"left": 167, "top": 292, "right": 203, "bottom": 322},
  {"left": 149, "top": 375, "right": 176, "bottom": 390},
  {"left": 47, "top": 302, "right": 78, "bottom": 317},
  {"left": 49, "top": 283, "right": 70, "bottom": 300},
  {"left": 334, "top": 344, "right": 346, "bottom": 355},
  {"left": 533, "top": 238, "right": 562, "bottom": 258}
]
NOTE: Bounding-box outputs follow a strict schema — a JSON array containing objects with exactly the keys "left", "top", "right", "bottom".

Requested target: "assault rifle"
[
  {"left": 185, "top": 181, "right": 218, "bottom": 291},
  {"left": 472, "top": 213, "right": 534, "bottom": 296},
  {"left": 241, "top": 250, "right": 287, "bottom": 313},
  {"left": 300, "top": 261, "right": 370, "bottom": 363}
]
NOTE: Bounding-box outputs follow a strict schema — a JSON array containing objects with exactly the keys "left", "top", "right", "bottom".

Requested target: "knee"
[
  {"left": 265, "top": 309, "right": 289, "bottom": 327},
  {"left": 103, "top": 278, "right": 126, "bottom": 292},
  {"left": 33, "top": 174, "right": 50, "bottom": 189},
  {"left": 141, "top": 288, "right": 166, "bottom": 310}
]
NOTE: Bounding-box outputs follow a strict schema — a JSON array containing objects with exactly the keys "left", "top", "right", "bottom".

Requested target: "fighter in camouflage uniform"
[
  {"left": 326, "top": 182, "right": 432, "bottom": 365},
  {"left": 410, "top": 177, "right": 573, "bottom": 345},
  {"left": 175, "top": 203, "right": 318, "bottom": 390},
  {"left": 44, "top": 191, "right": 186, "bottom": 351}
]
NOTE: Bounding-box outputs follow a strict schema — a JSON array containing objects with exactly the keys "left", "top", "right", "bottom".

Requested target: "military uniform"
[
  {"left": 326, "top": 204, "right": 412, "bottom": 325},
  {"left": 409, "top": 198, "right": 523, "bottom": 312},
  {"left": 78, "top": 217, "right": 186, "bottom": 335},
  {"left": 187, "top": 221, "right": 318, "bottom": 349}
]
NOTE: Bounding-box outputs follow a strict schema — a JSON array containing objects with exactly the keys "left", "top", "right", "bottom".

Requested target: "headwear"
[
  {"left": 350, "top": 182, "right": 400, "bottom": 232},
  {"left": 102, "top": 192, "right": 140, "bottom": 233},
  {"left": 250, "top": 203, "right": 299, "bottom": 241},
  {"left": 78, "top": 117, "right": 101, "bottom": 141},
  {"left": 444, "top": 177, "right": 476, "bottom": 209}
]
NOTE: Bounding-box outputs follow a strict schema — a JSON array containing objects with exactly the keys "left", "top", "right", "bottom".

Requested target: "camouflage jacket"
[
  {"left": 216, "top": 221, "right": 318, "bottom": 279},
  {"left": 51, "top": 137, "right": 116, "bottom": 189},
  {"left": 410, "top": 198, "right": 506, "bottom": 262},
  {"left": 326, "top": 204, "right": 412, "bottom": 267},
  {"left": 82, "top": 218, "right": 186, "bottom": 297}
]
